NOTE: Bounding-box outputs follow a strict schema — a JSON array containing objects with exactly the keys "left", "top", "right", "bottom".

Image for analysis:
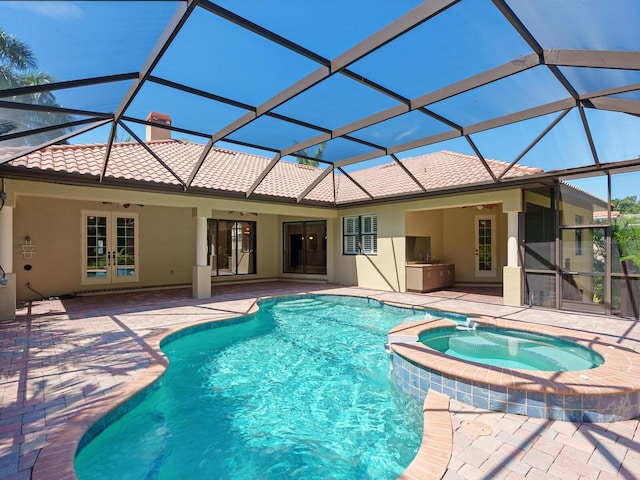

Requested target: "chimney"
[{"left": 145, "top": 112, "right": 172, "bottom": 142}]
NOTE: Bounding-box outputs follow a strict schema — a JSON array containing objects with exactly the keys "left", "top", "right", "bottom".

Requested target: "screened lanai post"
[
  {"left": 0, "top": 117, "right": 104, "bottom": 144},
  {"left": 465, "top": 137, "right": 497, "bottom": 182},
  {"left": 0, "top": 197, "right": 15, "bottom": 320},
  {"left": 578, "top": 105, "right": 600, "bottom": 167},
  {"left": 390, "top": 154, "right": 426, "bottom": 191},
  {"left": 112, "top": 1, "right": 196, "bottom": 123},
  {"left": 297, "top": 166, "right": 334, "bottom": 203},
  {"left": 503, "top": 209, "right": 524, "bottom": 307},
  {"left": 337, "top": 167, "right": 374, "bottom": 200},
  {"left": 193, "top": 207, "right": 211, "bottom": 299},
  {"left": 497, "top": 108, "right": 571, "bottom": 181},
  {"left": 0, "top": 119, "right": 111, "bottom": 165},
  {"left": 100, "top": 121, "right": 118, "bottom": 182},
  {"left": 118, "top": 121, "right": 186, "bottom": 188}
]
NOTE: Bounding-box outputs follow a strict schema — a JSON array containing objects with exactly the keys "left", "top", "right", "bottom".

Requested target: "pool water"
[
  {"left": 74, "top": 296, "right": 424, "bottom": 479},
  {"left": 419, "top": 327, "right": 604, "bottom": 371}
]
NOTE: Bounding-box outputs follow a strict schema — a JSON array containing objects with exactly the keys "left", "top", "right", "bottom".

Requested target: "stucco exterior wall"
[
  {"left": 441, "top": 207, "right": 507, "bottom": 283},
  {"left": 12, "top": 198, "right": 297, "bottom": 302},
  {"left": 405, "top": 209, "right": 444, "bottom": 261},
  {"left": 7, "top": 180, "right": 336, "bottom": 303},
  {"left": 334, "top": 189, "right": 520, "bottom": 292},
  {"left": 5, "top": 177, "right": 522, "bottom": 305},
  {"left": 12, "top": 196, "right": 196, "bottom": 301},
  {"left": 333, "top": 204, "right": 406, "bottom": 292}
]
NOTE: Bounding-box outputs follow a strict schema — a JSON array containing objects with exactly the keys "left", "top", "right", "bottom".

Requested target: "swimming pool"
[
  {"left": 418, "top": 326, "right": 604, "bottom": 371},
  {"left": 74, "top": 295, "right": 426, "bottom": 479}
]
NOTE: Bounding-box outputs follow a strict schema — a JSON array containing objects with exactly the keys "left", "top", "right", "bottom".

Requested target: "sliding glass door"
[
  {"left": 208, "top": 219, "right": 256, "bottom": 276},
  {"left": 283, "top": 221, "right": 326, "bottom": 274}
]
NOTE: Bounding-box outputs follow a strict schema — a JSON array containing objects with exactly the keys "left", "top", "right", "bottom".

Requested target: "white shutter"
[
  {"left": 361, "top": 215, "right": 377, "bottom": 234},
  {"left": 344, "top": 216, "right": 359, "bottom": 234},
  {"left": 344, "top": 235, "right": 357, "bottom": 254},
  {"left": 361, "top": 234, "right": 377, "bottom": 254}
]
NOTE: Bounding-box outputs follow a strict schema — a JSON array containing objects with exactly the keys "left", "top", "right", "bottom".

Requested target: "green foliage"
[
  {"left": 0, "top": 28, "right": 70, "bottom": 145},
  {"left": 613, "top": 216, "right": 640, "bottom": 269},
  {"left": 295, "top": 142, "right": 326, "bottom": 167},
  {"left": 612, "top": 195, "right": 640, "bottom": 214},
  {"left": 0, "top": 28, "right": 37, "bottom": 82}
]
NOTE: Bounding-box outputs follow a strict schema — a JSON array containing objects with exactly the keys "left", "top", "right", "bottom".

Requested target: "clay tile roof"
[
  {"left": 334, "top": 150, "right": 543, "bottom": 203},
  {"left": 6, "top": 142, "right": 543, "bottom": 204}
]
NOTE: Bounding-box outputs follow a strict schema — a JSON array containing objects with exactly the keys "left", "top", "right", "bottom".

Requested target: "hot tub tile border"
[{"left": 389, "top": 315, "right": 640, "bottom": 423}]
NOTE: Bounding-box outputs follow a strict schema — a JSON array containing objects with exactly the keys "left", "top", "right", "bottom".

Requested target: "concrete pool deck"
[{"left": 1, "top": 281, "right": 639, "bottom": 479}]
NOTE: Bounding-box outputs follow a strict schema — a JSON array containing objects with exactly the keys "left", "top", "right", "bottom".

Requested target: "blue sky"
[{"left": 3, "top": 0, "right": 640, "bottom": 200}]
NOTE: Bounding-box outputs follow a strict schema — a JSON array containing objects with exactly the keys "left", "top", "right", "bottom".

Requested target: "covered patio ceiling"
[{"left": 1, "top": 0, "right": 640, "bottom": 206}]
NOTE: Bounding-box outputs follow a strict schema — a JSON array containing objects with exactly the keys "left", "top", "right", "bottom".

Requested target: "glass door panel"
[
  {"left": 305, "top": 221, "right": 327, "bottom": 274},
  {"left": 85, "top": 214, "right": 108, "bottom": 280},
  {"left": 284, "top": 221, "right": 327, "bottom": 274},
  {"left": 235, "top": 221, "right": 255, "bottom": 274},
  {"left": 216, "top": 221, "right": 234, "bottom": 275},
  {"left": 284, "top": 222, "right": 304, "bottom": 273},
  {"left": 475, "top": 215, "right": 496, "bottom": 277},
  {"left": 209, "top": 219, "right": 257, "bottom": 276},
  {"left": 115, "top": 216, "right": 137, "bottom": 279},
  {"left": 560, "top": 227, "right": 606, "bottom": 314}
]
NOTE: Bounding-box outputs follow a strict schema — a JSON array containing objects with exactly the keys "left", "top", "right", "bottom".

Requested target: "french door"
[
  {"left": 475, "top": 215, "right": 496, "bottom": 277},
  {"left": 81, "top": 211, "right": 139, "bottom": 285}
]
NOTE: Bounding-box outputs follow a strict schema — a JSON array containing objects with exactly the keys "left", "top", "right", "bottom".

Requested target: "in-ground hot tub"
[
  {"left": 388, "top": 316, "right": 640, "bottom": 422},
  {"left": 418, "top": 325, "right": 603, "bottom": 371}
]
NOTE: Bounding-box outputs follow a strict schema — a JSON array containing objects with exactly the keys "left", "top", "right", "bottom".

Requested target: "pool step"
[{"left": 276, "top": 298, "right": 326, "bottom": 312}]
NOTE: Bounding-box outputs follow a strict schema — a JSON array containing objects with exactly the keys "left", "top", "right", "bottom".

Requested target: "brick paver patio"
[{"left": 1, "top": 282, "right": 638, "bottom": 479}]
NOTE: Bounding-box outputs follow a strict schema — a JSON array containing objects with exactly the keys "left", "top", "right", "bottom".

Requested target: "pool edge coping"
[{"left": 398, "top": 390, "right": 452, "bottom": 480}]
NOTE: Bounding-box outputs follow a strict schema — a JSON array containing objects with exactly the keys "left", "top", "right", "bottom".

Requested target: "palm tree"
[
  {"left": 1, "top": 28, "right": 70, "bottom": 145},
  {"left": 0, "top": 28, "right": 37, "bottom": 86},
  {"left": 295, "top": 142, "right": 326, "bottom": 167}
]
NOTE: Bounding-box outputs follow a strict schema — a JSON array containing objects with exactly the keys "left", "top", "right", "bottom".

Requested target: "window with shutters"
[{"left": 343, "top": 215, "right": 377, "bottom": 255}]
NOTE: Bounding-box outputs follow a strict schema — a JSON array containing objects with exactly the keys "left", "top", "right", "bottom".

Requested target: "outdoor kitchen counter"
[{"left": 406, "top": 263, "right": 455, "bottom": 292}]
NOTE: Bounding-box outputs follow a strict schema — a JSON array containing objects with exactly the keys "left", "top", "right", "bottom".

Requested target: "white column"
[
  {"left": 0, "top": 205, "right": 16, "bottom": 320},
  {"left": 0, "top": 205, "right": 13, "bottom": 273},
  {"left": 192, "top": 210, "right": 211, "bottom": 299},
  {"left": 503, "top": 210, "right": 523, "bottom": 306},
  {"left": 195, "top": 216, "right": 208, "bottom": 266},
  {"left": 507, "top": 211, "right": 518, "bottom": 267}
]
